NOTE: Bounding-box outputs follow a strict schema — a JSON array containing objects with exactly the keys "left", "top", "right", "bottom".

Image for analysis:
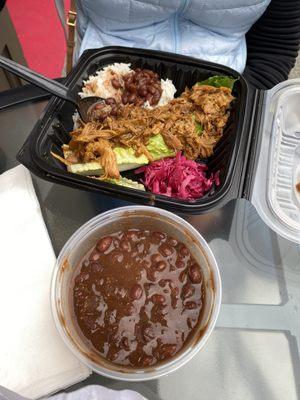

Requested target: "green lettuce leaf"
[
  {"left": 195, "top": 121, "right": 203, "bottom": 135},
  {"left": 197, "top": 75, "right": 236, "bottom": 90},
  {"left": 63, "top": 134, "right": 173, "bottom": 177},
  {"left": 113, "top": 147, "right": 149, "bottom": 171},
  {"left": 63, "top": 145, "right": 148, "bottom": 176},
  {"left": 104, "top": 177, "right": 145, "bottom": 191},
  {"left": 192, "top": 114, "right": 203, "bottom": 135},
  {"left": 146, "top": 133, "right": 175, "bottom": 160}
]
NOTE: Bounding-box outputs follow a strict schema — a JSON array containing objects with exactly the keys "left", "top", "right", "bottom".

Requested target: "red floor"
[{"left": 7, "top": 0, "right": 70, "bottom": 78}]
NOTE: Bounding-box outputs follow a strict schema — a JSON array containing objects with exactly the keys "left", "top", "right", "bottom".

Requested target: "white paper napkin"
[
  {"left": 51, "top": 385, "right": 147, "bottom": 400},
  {"left": 0, "top": 165, "right": 90, "bottom": 399}
]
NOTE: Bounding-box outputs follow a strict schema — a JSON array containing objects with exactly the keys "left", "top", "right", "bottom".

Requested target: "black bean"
[
  {"left": 146, "top": 93, "right": 153, "bottom": 104},
  {"left": 139, "top": 78, "right": 149, "bottom": 87},
  {"left": 151, "top": 294, "right": 166, "bottom": 304},
  {"left": 96, "top": 236, "right": 112, "bottom": 252},
  {"left": 181, "top": 283, "right": 195, "bottom": 299},
  {"left": 152, "top": 231, "right": 166, "bottom": 240},
  {"left": 89, "top": 250, "right": 100, "bottom": 262},
  {"left": 155, "top": 260, "right": 167, "bottom": 271},
  {"left": 138, "top": 87, "right": 148, "bottom": 97},
  {"left": 159, "top": 243, "right": 174, "bottom": 257},
  {"left": 148, "top": 86, "right": 156, "bottom": 95},
  {"left": 188, "top": 264, "right": 203, "bottom": 284},
  {"left": 158, "top": 279, "right": 172, "bottom": 287},
  {"left": 147, "top": 269, "right": 157, "bottom": 282},
  {"left": 120, "top": 240, "right": 131, "bottom": 252},
  {"left": 175, "top": 259, "right": 185, "bottom": 269},
  {"left": 111, "top": 78, "right": 121, "bottom": 89},
  {"left": 130, "top": 284, "right": 143, "bottom": 300},
  {"left": 128, "top": 93, "right": 136, "bottom": 103},
  {"left": 168, "top": 238, "right": 178, "bottom": 247},
  {"left": 180, "top": 245, "right": 190, "bottom": 257},
  {"left": 152, "top": 93, "right": 161, "bottom": 104},
  {"left": 105, "top": 97, "right": 116, "bottom": 105},
  {"left": 127, "top": 84, "right": 136, "bottom": 93},
  {"left": 126, "top": 75, "right": 133, "bottom": 84},
  {"left": 136, "top": 98, "right": 145, "bottom": 106},
  {"left": 122, "top": 94, "right": 128, "bottom": 104},
  {"left": 179, "top": 270, "right": 187, "bottom": 283},
  {"left": 185, "top": 301, "right": 197, "bottom": 310},
  {"left": 151, "top": 253, "right": 162, "bottom": 263}
]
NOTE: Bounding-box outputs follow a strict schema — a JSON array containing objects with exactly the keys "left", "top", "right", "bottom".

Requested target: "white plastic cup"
[{"left": 51, "top": 206, "right": 221, "bottom": 381}]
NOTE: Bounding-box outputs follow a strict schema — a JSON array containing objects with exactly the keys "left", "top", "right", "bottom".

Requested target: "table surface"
[{"left": 1, "top": 98, "right": 300, "bottom": 400}]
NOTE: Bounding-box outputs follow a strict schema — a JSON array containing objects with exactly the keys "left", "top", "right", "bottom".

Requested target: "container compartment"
[
  {"left": 269, "top": 92, "right": 300, "bottom": 230},
  {"left": 17, "top": 47, "right": 249, "bottom": 213},
  {"left": 251, "top": 79, "right": 300, "bottom": 243}
]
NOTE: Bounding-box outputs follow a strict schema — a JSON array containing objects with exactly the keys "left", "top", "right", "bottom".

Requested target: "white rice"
[
  {"left": 79, "top": 63, "right": 131, "bottom": 100},
  {"left": 79, "top": 62, "right": 176, "bottom": 107},
  {"left": 159, "top": 78, "right": 177, "bottom": 105}
]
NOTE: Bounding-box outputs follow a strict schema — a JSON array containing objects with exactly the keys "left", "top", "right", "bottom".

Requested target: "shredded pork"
[{"left": 65, "top": 84, "right": 234, "bottom": 179}]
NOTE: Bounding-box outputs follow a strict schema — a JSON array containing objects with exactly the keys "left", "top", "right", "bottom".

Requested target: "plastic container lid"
[{"left": 251, "top": 79, "right": 300, "bottom": 244}]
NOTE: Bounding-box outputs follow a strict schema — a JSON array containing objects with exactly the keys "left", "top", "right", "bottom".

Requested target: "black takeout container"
[{"left": 17, "top": 46, "right": 257, "bottom": 213}]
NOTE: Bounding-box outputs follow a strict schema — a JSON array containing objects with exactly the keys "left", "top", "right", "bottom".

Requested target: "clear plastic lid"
[{"left": 251, "top": 79, "right": 300, "bottom": 244}]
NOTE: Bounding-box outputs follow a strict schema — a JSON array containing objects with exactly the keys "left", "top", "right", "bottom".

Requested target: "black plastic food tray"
[{"left": 17, "top": 46, "right": 252, "bottom": 213}]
